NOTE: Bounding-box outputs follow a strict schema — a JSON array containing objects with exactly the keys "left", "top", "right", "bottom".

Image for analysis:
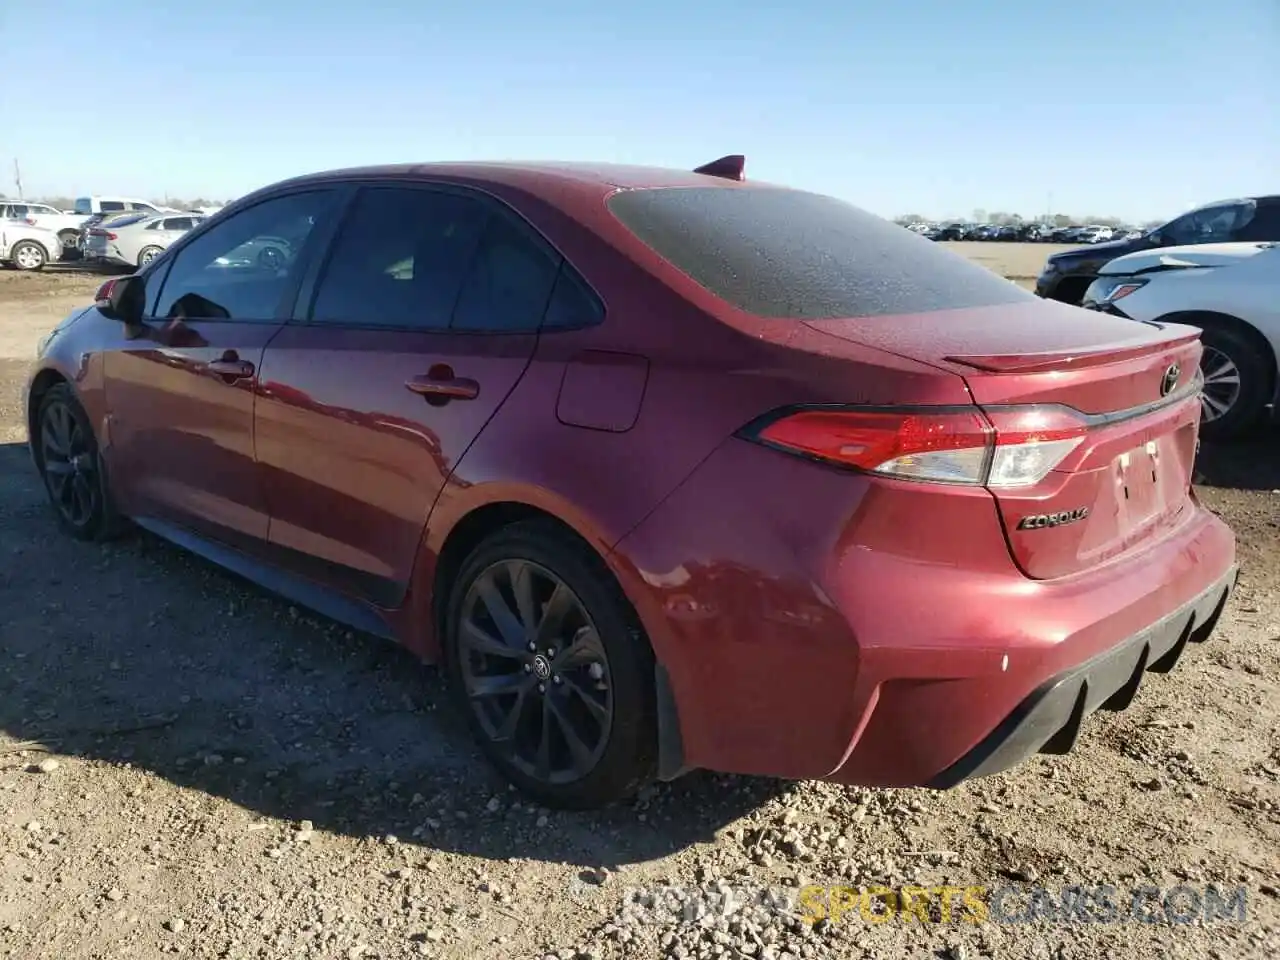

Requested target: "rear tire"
[
  {"left": 10, "top": 241, "right": 47, "bottom": 271},
  {"left": 1197, "top": 323, "right": 1271, "bottom": 441},
  {"left": 137, "top": 245, "right": 163, "bottom": 267},
  {"left": 442, "top": 519, "right": 657, "bottom": 809}
]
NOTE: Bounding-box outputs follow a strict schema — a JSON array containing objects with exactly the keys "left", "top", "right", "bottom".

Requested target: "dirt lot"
[{"left": 1, "top": 247, "right": 1277, "bottom": 960}]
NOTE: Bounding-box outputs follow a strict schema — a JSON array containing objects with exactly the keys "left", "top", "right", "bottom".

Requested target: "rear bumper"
[
  {"left": 927, "top": 563, "right": 1237, "bottom": 787},
  {"left": 615, "top": 437, "right": 1238, "bottom": 788}
]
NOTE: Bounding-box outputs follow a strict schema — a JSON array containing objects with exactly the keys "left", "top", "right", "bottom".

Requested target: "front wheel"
[
  {"left": 34, "top": 384, "right": 129, "bottom": 541},
  {"left": 137, "top": 245, "right": 163, "bottom": 267},
  {"left": 10, "top": 241, "right": 47, "bottom": 271},
  {"left": 1198, "top": 324, "right": 1271, "bottom": 441},
  {"left": 443, "top": 520, "right": 657, "bottom": 809}
]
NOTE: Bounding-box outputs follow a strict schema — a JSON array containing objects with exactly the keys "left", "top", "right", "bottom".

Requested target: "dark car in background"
[{"left": 1035, "top": 195, "right": 1280, "bottom": 305}]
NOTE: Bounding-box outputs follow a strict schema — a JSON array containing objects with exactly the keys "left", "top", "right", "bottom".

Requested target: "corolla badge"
[{"left": 1016, "top": 508, "right": 1090, "bottom": 531}]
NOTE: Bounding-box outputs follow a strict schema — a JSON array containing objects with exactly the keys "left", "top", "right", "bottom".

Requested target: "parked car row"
[
  {"left": 905, "top": 220, "right": 1144, "bottom": 244},
  {"left": 0, "top": 196, "right": 222, "bottom": 267}
]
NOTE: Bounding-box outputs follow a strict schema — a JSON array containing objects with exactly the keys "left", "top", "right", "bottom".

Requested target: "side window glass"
[
  {"left": 451, "top": 215, "right": 560, "bottom": 332},
  {"left": 145, "top": 259, "right": 175, "bottom": 316},
  {"left": 10, "top": 204, "right": 28, "bottom": 217},
  {"left": 101, "top": 201, "right": 125, "bottom": 213},
  {"left": 310, "top": 187, "right": 489, "bottom": 329},
  {"left": 541, "top": 263, "right": 604, "bottom": 330},
  {"left": 1236, "top": 204, "right": 1280, "bottom": 241},
  {"left": 1165, "top": 203, "right": 1253, "bottom": 245},
  {"left": 152, "top": 191, "right": 334, "bottom": 322}
]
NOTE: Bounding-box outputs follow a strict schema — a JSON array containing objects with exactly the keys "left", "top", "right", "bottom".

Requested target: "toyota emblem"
[{"left": 1160, "top": 363, "right": 1180, "bottom": 397}]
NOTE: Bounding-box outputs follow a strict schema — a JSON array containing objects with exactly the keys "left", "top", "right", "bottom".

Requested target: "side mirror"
[{"left": 94, "top": 275, "right": 145, "bottom": 326}]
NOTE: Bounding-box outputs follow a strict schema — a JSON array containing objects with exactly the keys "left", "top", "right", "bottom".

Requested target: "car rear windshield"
[
  {"left": 607, "top": 186, "right": 1034, "bottom": 319},
  {"left": 105, "top": 213, "right": 149, "bottom": 228}
]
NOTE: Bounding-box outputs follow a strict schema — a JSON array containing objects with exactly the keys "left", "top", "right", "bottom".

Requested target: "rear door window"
[
  {"left": 1163, "top": 202, "right": 1256, "bottom": 245},
  {"left": 607, "top": 187, "right": 1032, "bottom": 320},
  {"left": 450, "top": 214, "right": 561, "bottom": 332},
  {"left": 308, "top": 186, "right": 490, "bottom": 330},
  {"left": 100, "top": 201, "right": 126, "bottom": 212},
  {"left": 1235, "top": 202, "right": 1280, "bottom": 242}
]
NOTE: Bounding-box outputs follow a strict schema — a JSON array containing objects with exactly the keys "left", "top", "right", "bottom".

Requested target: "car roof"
[{"left": 261, "top": 160, "right": 769, "bottom": 205}]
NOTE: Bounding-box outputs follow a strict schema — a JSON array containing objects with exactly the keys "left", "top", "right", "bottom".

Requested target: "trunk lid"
[{"left": 804, "top": 300, "right": 1205, "bottom": 579}]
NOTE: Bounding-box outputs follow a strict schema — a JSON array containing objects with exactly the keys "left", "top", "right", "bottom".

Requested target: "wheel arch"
[{"left": 26, "top": 368, "right": 70, "bottom": 460}]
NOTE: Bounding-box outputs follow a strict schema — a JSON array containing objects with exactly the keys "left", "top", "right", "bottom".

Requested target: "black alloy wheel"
[{"left": 444, "top": 520, "right": 657, "bottom": 809}]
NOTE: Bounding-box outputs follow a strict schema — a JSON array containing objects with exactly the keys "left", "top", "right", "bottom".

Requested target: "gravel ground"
[{"left": 1, "top": 250, "right": 1277, "bottom": 960}]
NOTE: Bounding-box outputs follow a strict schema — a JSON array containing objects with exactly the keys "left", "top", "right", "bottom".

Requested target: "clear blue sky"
[{"left": 4, "top": 0, "right": 1276, "bottom": 221}]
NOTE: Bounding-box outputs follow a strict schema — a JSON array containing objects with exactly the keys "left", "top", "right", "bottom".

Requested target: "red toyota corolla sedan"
[{"left": 26, "top": 157, "right": 1237, "bottom": 808}]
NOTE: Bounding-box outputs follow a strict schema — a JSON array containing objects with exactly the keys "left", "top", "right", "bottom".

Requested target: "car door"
[
  {"left": 254, "top": 183, "right": 557, "bottom": 606},
  {"left": 104, "top": 189, "right": 340, "bottom": 544}
]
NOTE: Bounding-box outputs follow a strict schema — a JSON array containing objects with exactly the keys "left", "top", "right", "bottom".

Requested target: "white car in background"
[
  {"left": 0, "top": 220, "right": 63, "bottom": 271},
  {"left": 0, "top": 202, "right": 88, "bottom": 258},
  {"left": 1082, "top": 241, "right": 1280, "bottom": 439}
]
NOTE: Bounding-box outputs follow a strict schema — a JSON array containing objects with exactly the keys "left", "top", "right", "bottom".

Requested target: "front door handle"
[
  {"left": 205, "top": 358, "right": 255, "bottom": 379},
  {"left": 405, "top": 372, "right": 480, "bottom": 402}
]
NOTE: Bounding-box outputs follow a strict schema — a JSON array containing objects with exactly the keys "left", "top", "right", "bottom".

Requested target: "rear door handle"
[
  {"left": 205, "top": 358, "right": 255, "bottom": 379},
  {"left": 405, "top": 374, "right": 480, "bottom": 401}
]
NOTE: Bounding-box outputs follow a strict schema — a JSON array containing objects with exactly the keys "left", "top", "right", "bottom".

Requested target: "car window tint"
[
  {"left": 74, "top": 199, "right": 92, "bottom": 215},
  {"left": 608, "top": 187, "right": 1032, "bottom": 319},
  {"left": 145, "top": 259, "right": 175, "bottom": 316},
  {"left": 101, "top": 201, "right": 125, "bottom": 212},
  {"left": 9, "top": 204, "right": 28, "bottom": 217},
  {"left": 1235, "top": 203, "right": 1280, "bottom": 242},
  {"left": 310, "top": 187, "right": 489, "bottom": 329},
  {"left": 451, "top": 215, "right": 560, "bottom": 332},
  {"left": 539, "top": 263, "right": 603, "bottom": 330},
  {"left": 163, "top": 217, "right": 193, "bottom": 231},
  {"left": 153, "top": 191, "right": 334, "bottom": 322},
  {"left": 1165, "top": 202, "right": 1256, "bottom": 244}
]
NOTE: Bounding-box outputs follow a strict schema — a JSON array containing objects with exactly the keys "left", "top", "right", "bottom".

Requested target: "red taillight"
[
  {"left": 23, "top": 217, "right": 37, "bottom": 225},
  {"left": 89, "top": 228, "right": 117, "bottom": 239},
  {"left": 743, "top": 405, "right": 1088, "bottom": 488}
]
